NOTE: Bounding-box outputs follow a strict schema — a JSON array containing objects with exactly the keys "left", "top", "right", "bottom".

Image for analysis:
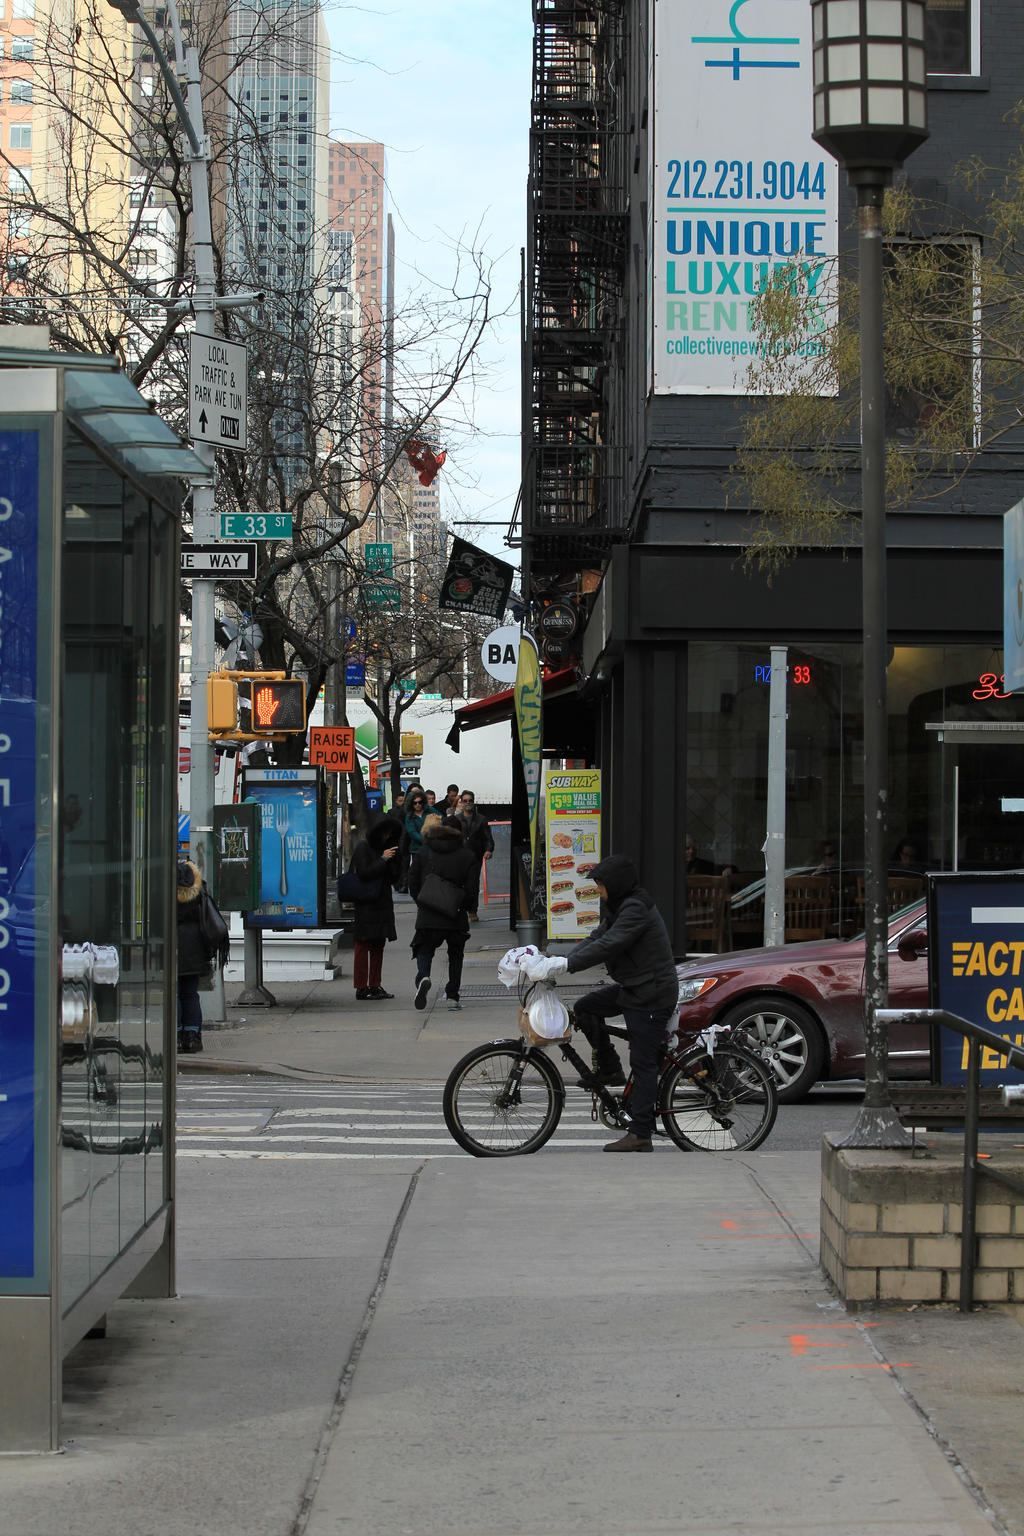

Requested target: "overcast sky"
[{"left": 322, "top": 1, "right": 532, "bottom": 560}]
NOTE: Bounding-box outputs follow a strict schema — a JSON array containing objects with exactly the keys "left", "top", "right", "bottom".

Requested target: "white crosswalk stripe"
[{"left": 174, "top": 1076, "right": 617, "bottom": 1158}]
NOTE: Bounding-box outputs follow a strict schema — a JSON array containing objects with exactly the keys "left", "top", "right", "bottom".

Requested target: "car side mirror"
[{"left": 897, "top": 928, "right": 928, "bottom": 962}]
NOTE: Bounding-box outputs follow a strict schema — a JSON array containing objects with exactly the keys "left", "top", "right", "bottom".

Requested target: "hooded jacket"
[
  {"left": 177, "top": 858, "right": 212, "bottom": 977},
  {"left": 408, "top": 816, "right": 477, "bottom": 933},
  {"left": 565, "top": 854, "right": 678, "bottom": 1011},
  {"left": 350, "top": 817, "right": 401, "bottom": 944}
]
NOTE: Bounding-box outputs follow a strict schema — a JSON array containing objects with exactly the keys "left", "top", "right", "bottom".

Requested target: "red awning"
[{"left": 445, "top": 668, "right": 578, "bottom": 749}]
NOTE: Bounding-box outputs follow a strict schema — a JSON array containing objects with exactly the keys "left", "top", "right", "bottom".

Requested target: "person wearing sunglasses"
[{"left": 403, "top": 790, "right": 430, "bottom": 884}]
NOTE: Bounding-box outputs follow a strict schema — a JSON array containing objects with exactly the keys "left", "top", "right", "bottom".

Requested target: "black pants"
[
  {"left": 413, "top": 928, "right": 466, "bottom": 1000},
  {"left": 574, "top": 984, "right": 673, "bottom": 1140}
]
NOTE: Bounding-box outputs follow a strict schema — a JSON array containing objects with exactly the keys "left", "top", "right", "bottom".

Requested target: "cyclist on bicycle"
[{"left": 524, "top": 854, "right": 678, "bottom": 1153}]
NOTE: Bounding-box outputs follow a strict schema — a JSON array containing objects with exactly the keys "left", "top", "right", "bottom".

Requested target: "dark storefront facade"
[{"left": 522, "top": 0, "right": 1024, "bottom": 954}]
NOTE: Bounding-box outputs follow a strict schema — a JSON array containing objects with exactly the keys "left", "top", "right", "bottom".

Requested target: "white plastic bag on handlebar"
[
  {"left": 526, "top": 987, "right": 570, "bottom": 1041},
  {"left": 497, "top": 944, "right": 541, "bottom": 989},
  {"left": 697, "top": 1024, "right": 729, "bottom": 1056}
]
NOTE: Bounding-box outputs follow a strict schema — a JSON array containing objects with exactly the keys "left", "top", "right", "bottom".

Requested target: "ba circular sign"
[{"left": 481, "top": 625, "right": 523, "bottom": 684}]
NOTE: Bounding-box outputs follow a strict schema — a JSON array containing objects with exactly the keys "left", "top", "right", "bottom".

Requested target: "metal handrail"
[{"left": 878, "top": 1008, "right": 1024, "bottom": 1312}]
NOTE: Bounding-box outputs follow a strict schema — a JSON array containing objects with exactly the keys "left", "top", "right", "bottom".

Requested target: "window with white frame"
[
  {"left": 10, "top": 123, "right": 31, "bottom": 150},
  {"left": 925, "top": 0, "right": 975, "bottom": 75},
  {"left": 12, "top": 0, "right": 35, "bottom": 16},
  {"left": 11, "top": 36, "right": 33, "bottom": 59},
  {"left": 884, "top": 237, "right": 981, "bottom": 448},
  {"left": 8, "top": 165, "right": 32, "bottom": 195},
  {"left": 9, "top": 206, "right": 30, "bottom": 240},
  {"left": 10, "top": 79, "right": 31, "bottom": 103}
]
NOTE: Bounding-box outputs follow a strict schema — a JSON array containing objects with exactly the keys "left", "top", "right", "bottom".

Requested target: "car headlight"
[{"left": 677, "top": 976, "right": 719, "bottom": 1005}]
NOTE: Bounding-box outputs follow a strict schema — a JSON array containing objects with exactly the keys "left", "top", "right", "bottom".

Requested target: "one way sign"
[{"left": 181, "top": 541, "right": 257, "bottom": 577}]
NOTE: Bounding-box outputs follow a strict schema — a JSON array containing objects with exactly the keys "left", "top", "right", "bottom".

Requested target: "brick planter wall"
[{"left": 820, "top": 1134, "right": 1024, "bottom": 1306}]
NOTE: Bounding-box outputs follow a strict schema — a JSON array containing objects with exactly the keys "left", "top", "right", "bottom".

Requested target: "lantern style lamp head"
[{"left": 811, "top": 0, "right": 929, "bottom": 189}]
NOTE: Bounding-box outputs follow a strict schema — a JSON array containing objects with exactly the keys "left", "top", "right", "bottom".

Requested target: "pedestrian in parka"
[
  {"left": 350, "top": 816, "right": 402, "bottom": 999},
  {"left": 408, "top": 814, "right": 477, "bottom": 1012}
]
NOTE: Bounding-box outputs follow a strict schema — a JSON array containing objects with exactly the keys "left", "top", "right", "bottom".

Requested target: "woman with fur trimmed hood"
[
  {"left": 177, "top": 858, "right": 211, "bottom": 1053},
  {"left": 407, "top": 814, "right": 477, "bottom": 1011}
]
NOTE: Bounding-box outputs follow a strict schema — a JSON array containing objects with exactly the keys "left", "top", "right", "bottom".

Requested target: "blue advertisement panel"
[
  {"left": 930, "top": 874, "right": 1024, "bottom": 1085},
  {"left": 242, "top": 769, "right": 323, "bottom": 929},
  {"left": 0, "top": 429, "right": 44, "bottom": 1285}
]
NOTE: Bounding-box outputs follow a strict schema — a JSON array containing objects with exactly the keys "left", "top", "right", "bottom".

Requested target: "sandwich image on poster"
[{"left": 544, "top": 767, "right": 602, "bottom": 941}]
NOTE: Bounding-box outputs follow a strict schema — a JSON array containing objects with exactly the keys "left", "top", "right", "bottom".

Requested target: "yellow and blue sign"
[{"left": 930, "top": 874, "right": 1024, "bottom": 1084}]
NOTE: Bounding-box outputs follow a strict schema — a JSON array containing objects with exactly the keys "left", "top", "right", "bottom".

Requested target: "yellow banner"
[{"left": 513, "top": 633, "right": 542, "bottom": 871}]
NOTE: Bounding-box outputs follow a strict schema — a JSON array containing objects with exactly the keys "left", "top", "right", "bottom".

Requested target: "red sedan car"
[{"left": 674, "top": 902, "right": 929, "bottom": 1101}]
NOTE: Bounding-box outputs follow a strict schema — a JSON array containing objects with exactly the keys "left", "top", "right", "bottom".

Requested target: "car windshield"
[{"left": 849, "top": 900, "right": 926, "bottom": 944}]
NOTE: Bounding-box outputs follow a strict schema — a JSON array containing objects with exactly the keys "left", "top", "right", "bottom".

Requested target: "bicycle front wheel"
[
  {"left": 659, "top": 1042, "right": 778, "bottom": 1152},
  {"left": 443, "top": 1042, "right": 564, "bottom": 1157}
]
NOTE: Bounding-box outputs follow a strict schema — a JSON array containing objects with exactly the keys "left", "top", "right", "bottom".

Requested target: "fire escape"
[{"left": 522, "top": 0, "right": 629, "bottom": 604}]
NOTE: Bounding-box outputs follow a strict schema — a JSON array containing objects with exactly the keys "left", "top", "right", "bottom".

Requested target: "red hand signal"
[{"left": 255, "top": 685, "right": 280, "bottom": 726}]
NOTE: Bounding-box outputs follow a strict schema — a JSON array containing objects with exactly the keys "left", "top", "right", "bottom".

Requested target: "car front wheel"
[{"left": 718, "top": 997, "right": 826, "bottom": 1102}]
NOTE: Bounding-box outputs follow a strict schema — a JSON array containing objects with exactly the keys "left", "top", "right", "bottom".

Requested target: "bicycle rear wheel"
[
  {"left": 443, "top": 1042, "right": 564, "bottom": 1157},
  {"left": 659, "top": 1042, "right": 778, "bottom": 1152}
]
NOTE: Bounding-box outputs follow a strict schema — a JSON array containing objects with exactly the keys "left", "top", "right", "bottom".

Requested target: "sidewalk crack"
[{"left": 288, "top": 1164, "right": 424, "bottom": 1536}]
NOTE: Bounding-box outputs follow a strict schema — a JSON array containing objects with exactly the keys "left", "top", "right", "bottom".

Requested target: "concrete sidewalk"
[
  {"left": 184, "top": 897, "right": 561, "bottom": 1082},
  {"left": 6, "top": 906, "right": 1024, "bottom": 1536}
]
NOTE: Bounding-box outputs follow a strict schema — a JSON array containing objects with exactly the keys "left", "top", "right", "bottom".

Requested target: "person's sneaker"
[
  {"left": 603, "top": 1131, "right": 652, "bottom": 1153},
  {"left": 446, "top": 998, "right": 462, "bottom": 1011},
  {"left": 181, "top": 1031, "right": 204, "bottom": 1054},
  {"left": 574, "top": 1068, "right": 626, "bottom": 1089},
  {"left": 369, "top": 987, "right": 394, "bottom": 1000},
  {"left": 355, "top": 987, "right": 372, "bottom": 1000},
  {"left": 414, "top": 976, "right": 431, "bottom": 1011}
]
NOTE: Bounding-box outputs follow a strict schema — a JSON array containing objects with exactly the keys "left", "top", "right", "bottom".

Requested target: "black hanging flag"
[{"left": 438, "top": 536, "right": 515, "bottom": 619}]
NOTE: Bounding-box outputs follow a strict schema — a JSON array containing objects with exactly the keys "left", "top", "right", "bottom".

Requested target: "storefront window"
[{"left": 688, "top": 641, "right": 1024, "bottom": 940}]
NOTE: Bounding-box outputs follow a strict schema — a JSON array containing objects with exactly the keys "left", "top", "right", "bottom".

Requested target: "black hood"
[
  {"left": 590, "top": 855, "right": 644, "bottom": 909},
  {"left": 367, "top": 816, "right": 401, "bottom": 853}
]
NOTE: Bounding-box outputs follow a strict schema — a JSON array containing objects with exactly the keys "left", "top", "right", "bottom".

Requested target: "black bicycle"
[{"left": 442, "top": 997, "right": 778, "bottom": 1158}]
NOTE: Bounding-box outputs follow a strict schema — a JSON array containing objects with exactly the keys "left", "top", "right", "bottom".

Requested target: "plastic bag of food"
[
  {"left": 522, "top": 989, "right": 570, "bottom": 1044},
  {"left": 497, "top": 944, "right": 541, "bottom": 989}
]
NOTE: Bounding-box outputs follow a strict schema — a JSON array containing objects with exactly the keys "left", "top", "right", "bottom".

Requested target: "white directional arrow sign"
[{"left": 189, "top": 334, "right": 248, "bottom": 451}]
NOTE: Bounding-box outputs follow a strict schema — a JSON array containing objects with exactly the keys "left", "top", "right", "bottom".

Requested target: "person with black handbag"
[
  {"left": 344, "top": 817, "right": 401, "bottom": 1000},
  {"left": 407, "top": 815, "right": 476, "bottom": 1011},
  {"left": 176, "top": 858, "right": 230, "bottom": 1053}
]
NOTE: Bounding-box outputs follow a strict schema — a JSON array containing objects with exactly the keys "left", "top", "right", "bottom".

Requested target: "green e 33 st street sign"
[{"left": 220, "top": 513, "right": 293, "bottom": 539}]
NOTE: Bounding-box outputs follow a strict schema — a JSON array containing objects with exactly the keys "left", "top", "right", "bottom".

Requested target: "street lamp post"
[
  {"left": 810, "top": 0, "right": 929, "bottom": 1147},
  {"left": 109, "top": 0, "right": 258, "bottom": 1016}
]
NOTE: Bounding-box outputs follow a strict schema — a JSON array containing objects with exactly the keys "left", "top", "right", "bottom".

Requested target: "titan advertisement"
[
  {"left": 242, "top": 769, "right": 324, "bottom": 929},
  {"left": 651, "top": 0, "right": 839, "bottom": 394},
  {"left": 0, "top": 428, "right": 47, "bottom": 1287},
  {"left": 544, "top": 769, "right": 602, "bottom": 942},
  {"left": 929, "top": 874, "right": 1024, "bottom": 1086}
]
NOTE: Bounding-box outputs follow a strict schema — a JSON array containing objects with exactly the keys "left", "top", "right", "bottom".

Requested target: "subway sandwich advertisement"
[{"left": 544, "top": 768, "right": 602, "bottom": 942}]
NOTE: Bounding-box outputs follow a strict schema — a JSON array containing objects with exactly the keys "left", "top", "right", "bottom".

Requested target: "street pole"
[
  {"left": 110, "top": 0, "right": 259, "bottom": 1021},
  {"left": 840, "top": 177, "right": 910, "bottom": 1148},
  {"left": 764, "top": 645, "right": 787, "bottom": 948},
  {"left": 809, "top": 0, "right": 928, "bottom": 1150}
]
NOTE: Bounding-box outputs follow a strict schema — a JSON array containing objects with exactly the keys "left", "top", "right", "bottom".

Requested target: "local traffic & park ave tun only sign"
[{"left": 189, "top": 334, "right": 248, "bottom": 451}]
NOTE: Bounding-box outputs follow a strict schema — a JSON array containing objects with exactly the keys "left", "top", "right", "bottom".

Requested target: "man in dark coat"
[
  {"left": 453, "top": 789, "right": 494, "bottom": 921},
  {"left": 408, "top": 815, "right": 477, "bottom": 1011},
  {"left": 525, "top": 854, "right": 679, "bottom": 1152},
  {"left": 349, "top": 817, "right": 401, "bottom": 999}
]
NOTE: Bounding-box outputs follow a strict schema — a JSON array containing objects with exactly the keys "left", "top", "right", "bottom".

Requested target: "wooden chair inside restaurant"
[
  {"left": 783, "top": 874, "right": 830, "bottom": 943},
  {"left": 855, "top": 873, "right": 926, "bottom": 920},
  {"left": 685, "top": 873, "right": 732, "bottom": 953},
  {"left": 886, "top": 873, "right": 926, "bottom": 914}
]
